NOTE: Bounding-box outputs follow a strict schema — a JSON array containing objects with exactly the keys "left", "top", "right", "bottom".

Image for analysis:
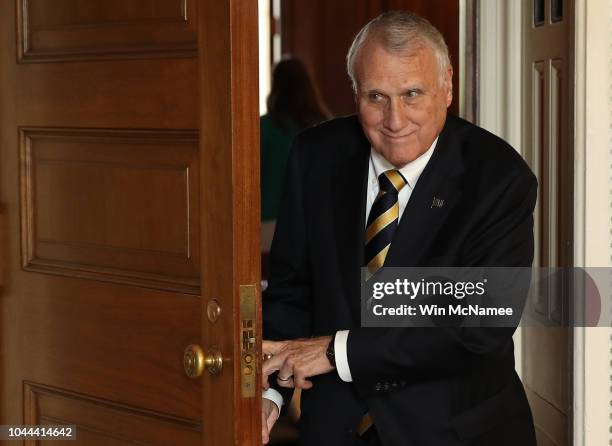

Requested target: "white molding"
[
  {"left": 478, "top": 0, "right": 503, "bottom": 136},
  {"left": 478, "top": 0, "right": 523, "bottom": 150},
  {"left": 574, "top": 0, "right": 612, "bottom": 445},
  {"left": 458, "top": 0, "right": 466, "bottom": 118},
  {"left": 505, "top": 0, "right": 523, "bottom": 150},
  {"left": 572, "top": 0, "right": 587, "bottom": 443},
  {"left": 258, "top": 0, "right": 271, "bottom": 115},
  {"left": 478, "top": 0, "right": 524, "bottom": 377}
]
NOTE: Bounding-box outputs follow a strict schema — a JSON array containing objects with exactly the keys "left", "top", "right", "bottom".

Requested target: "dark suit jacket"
[{"left": 263, "top": 114, "right": 537, "bottom": 446}]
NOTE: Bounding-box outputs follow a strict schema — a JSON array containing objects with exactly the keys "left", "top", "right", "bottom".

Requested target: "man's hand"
[
  {"left": 262, "top": 397, "right": 279, "bottom": 445},
  {"left": 262, "top": 337, "right": 334, "bottom": 390}
]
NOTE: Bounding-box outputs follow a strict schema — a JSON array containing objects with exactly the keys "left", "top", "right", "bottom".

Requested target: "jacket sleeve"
[{"left": 346, "top": 170, "right": 537, "bottom": 393}]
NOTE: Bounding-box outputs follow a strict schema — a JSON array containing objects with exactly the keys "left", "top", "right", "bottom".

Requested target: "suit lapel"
[
  {"left": 331, "top": 125, "right": 370, "bottom": 324},
  {"left": 385, "top": 116, "right": 466, "bottom": 266}
]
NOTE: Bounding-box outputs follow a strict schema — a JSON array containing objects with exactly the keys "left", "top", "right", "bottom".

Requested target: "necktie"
[
  {"left": 359, "top": 169, "right": 408, "bottom": 438},
  {"left": 365, "top": 169, "right": 408, "bottom": 274}
]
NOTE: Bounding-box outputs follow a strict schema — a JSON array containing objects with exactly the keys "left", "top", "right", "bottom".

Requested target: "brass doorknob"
[{"left": 183, "top": 344, "right": 223, "bottom": 378}]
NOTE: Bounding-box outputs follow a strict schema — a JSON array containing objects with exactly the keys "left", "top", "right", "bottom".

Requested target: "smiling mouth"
[{"left": 381, "top": 132, "right": 415, "bottom": 140}]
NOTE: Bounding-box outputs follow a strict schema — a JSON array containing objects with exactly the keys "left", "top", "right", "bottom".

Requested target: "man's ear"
[{"left": 445, "top": 66, "right": 453, "bottom": 107}]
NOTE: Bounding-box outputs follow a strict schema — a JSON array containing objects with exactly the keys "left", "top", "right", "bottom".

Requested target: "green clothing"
[{"left": 260, "top": 114, "right": 298, "bottom": 221}]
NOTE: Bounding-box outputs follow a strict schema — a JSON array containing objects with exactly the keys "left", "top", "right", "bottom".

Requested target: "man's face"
[{"left": 355, "top": 40, "right": 453, "bottom": 167}]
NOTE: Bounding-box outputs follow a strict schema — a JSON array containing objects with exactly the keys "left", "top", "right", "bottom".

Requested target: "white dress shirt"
[
  {"left": 335, "top": 138, "right": 437, "bottom": 381},
  {"left": 263, "top": 138, "right": 438, "bottom": 408}
]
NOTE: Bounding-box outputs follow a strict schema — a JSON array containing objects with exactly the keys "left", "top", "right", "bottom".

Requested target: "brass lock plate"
[{"left": 240, "top": 284, "right": 257, "bottom": 398}]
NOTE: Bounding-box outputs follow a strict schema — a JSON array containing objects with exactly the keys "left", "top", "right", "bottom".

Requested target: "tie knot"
[{"left": 378, "top": 170, "right": 407, "bottom": 194}]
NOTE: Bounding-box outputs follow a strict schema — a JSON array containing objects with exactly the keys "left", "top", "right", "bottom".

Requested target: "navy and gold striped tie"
[{"left": 365, "top": 169, "right": 408, "bottom": 274}]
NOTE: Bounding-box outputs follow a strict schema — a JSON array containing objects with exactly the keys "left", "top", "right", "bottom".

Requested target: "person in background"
[{"left": 261, "top": 58, "right": 330, "bottom": 224}]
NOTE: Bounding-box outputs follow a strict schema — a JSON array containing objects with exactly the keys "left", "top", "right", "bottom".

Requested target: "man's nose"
[{"left": 383, "top": 98, "right": 406, "bottom": 132}]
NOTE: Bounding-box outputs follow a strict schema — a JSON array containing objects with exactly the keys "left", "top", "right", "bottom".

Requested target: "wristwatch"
[{"left": 326, "top": 333, "right": 336, "bottom": 367}]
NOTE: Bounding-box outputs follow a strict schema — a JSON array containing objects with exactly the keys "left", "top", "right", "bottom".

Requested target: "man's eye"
[
  {"left": 405, "top": 90, "right": 420, "bottom": 98},
  {"left": 368, "top": 93, "right": 384, "bottom": 102}
]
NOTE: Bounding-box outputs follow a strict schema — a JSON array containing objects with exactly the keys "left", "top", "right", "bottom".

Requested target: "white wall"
[{"left": 574, "top": 0, "right": 612, "bottom": 444}]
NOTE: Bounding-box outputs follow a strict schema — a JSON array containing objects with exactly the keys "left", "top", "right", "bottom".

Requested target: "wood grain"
[
  {"left": 20, "top": 127, "right": 200, "bottom": 293},
  {"left": 17, "top": 0, "right": 197, "bottom": 62},
  {"left": 198, "top": 0, "right": 261, "bottom": 444},
  {"left": 1, "top": 0, "right": 260, "bottom": 443}
]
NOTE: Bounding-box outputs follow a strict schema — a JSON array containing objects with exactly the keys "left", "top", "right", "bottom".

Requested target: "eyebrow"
[{"left": 360, "top": 86, "right": 425, "bottom": 95}]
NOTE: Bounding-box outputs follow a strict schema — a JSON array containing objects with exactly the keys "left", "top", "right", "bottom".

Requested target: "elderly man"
[{"left": 262, "top": 11, "right": 537, "bottom": 446}]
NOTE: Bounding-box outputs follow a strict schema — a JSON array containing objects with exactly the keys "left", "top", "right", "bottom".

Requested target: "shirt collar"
[{"left": 370, "top": 137, "right": 438, "bottom": 190}]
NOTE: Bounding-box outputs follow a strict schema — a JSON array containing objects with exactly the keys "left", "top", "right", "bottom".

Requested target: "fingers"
[
  {"left": 275, "top": 355, "right": 311, "bottom": 389},
  {"left": 277, "top": 354, "right": 293, "bottom": 379},
  {"left": 276, "top": 374, "right": 294, "bottom": 388},
  {"left": 276, "top": 354, "right": 295, "bottom": 388},
  {"left": 262, "top": 338, "right": 328, "bottom": 391},
  {"left": 262, "top": 399, "right": 278, "bottom": 445},
  {"left": 263, "top": 340, "right": 285, "bottom": 356},
  {"left": 262, "top": 351, "right": 296, "bottom": 389},
  {"left": 266, "top": 403, "right": 279, "bottom": 431},
  {"left": 263, "top": 352, "right": 288, "bottom": 389},
  {"left": 262, "top": 350, "right": 287, "bottom": 377},
  {"left": 293, "top": 374, "right": 313, "bottom": 390},
  {"left": 262, "top": 348, "right": 298, "bottom": 389}
]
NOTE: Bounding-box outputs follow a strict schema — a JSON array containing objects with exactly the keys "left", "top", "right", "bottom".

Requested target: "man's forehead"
[
  {"left": 361, "top": 37, "right": 434, "bottom": 60},
  {"left": 357, "top": 48, "right": 434, "bottom": 87},
  {"left": 358, "top": 44, "right": 434, "bottom": 75}
]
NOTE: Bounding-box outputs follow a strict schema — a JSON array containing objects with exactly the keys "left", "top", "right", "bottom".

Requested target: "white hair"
[{"left": 346, "top": 11, "right": 452, "bottom": 91}]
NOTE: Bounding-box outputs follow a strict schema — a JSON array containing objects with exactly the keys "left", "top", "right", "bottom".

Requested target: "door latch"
[{"left": 240, "top": 284, "right": 257, "bottom": 398}]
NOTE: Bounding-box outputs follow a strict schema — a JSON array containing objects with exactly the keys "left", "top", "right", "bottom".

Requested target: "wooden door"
[
  {"left": 522, "top": 0, "right": 573, "bottom": 445},
  {"left": 0, "top": 1, "right": 260, "bottom": 445}
]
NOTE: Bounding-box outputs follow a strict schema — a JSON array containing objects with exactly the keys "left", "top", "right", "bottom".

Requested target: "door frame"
[{"left": 573, "top": 0, "right": 612, "bottom": 445}]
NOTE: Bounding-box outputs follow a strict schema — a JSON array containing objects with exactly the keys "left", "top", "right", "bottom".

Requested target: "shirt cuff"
[
  {"left": 262, "top": 388, "right": 283, "bottom": 414},
  {"left": 335, "top": 330, "right": 353, "bottom": 382}
]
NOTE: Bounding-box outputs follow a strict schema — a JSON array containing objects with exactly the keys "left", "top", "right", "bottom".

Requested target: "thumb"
[{"left": 266, "top": 404, "right": 280, "bottom": 431}]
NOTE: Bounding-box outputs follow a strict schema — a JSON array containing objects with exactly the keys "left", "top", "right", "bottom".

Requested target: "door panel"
[
  {"left": 17, "top": 0, "right": 197, "bottom": 62},
  {"left": 1, "top": 1, "right": 260, "bottom": 444},
  {"left": 20, "top": 127, "right": 200, "bottom": 292},
  {"left": 24, "top": 382, "right": 200, "bottom": 445},
  {"left": 522, "top": 0, "right": 573, "bottom": 445}
]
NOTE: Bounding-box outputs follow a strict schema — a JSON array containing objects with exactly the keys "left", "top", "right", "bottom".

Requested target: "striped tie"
[{"left": 365, "top": 169, "right": 408, "bottom": 274}]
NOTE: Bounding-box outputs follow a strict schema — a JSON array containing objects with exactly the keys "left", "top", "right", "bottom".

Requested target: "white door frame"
[{"left": 573, "top": 1, "right": 612, "bottom": 445}]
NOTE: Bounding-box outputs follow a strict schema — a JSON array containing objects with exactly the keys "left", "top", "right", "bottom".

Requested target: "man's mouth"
[{"left": 381, "top": 131, "right": 415, "bottom": 140}]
